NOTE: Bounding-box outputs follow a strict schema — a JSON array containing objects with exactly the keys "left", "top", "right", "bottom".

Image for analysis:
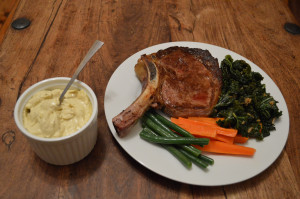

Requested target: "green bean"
[
  {"left": 143, "top": 119, "right": 201, "bottom": 157},
  {"left": 142, "top": 117, "right": 171, "bottom": 137},
  {"left": 179, "top": 149, "right": 209, "bottom": 169},
  {"left": 140, "top": 130, "right": 209, "bottom": 145},
  {"left": 145, "top": 112, "right": 176, "bottom": 135},
  {"left": 144, "top": 113, "right": 204, "bottom": 153},
  {"left": 199, "top": 154, "right": 214, "bottom": 165},
  {"left": 142, "top": 111, "right": 215, "bottom": 168},
  {"left": 151, "top": 111, "right": 194, "bottom": 138},
  {"left": 141, "top": 129, "right": 192, "bottom": 169}
]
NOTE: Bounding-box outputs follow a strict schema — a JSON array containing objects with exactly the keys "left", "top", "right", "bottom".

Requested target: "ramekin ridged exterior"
[{"left": 14, "top": 77, "right": 98, "bottom": 165}]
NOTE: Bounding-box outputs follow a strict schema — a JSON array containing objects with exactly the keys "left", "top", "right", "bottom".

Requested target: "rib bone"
[{"left": 112, "top": 55, "right": 159, "bottom": 137}]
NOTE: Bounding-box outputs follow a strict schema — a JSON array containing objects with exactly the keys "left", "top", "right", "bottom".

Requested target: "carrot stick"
[
  {"left": 186, "top": 117, "right": 237, "bottom": 137},
  {"left": 194, "top": 140, "right": 256, "bottom": 156},
  {"left": 171, "top": 118, "right": 215, "bottom": 138},
  {"left": 188, "top": 117, "right": 223, "bottom": 124},
  {"left": 186, "top": 117, "right": 238, "bottom": 137},
  {"left": 234, "top": 134, "right": 249, "bottom": 143},
  {"left": 214, "top": 134, "right": 234, "bottom": 144},
  {"left": 193, "top": 134, "right": 234, "bottom": 144},
  {"left": 172, "top": 119, "right": 232, "bottom": 143},
  {"left": 173, "top": 117, "right": 237, "bottom": 137},
  {"left": 216, "top": 128, "right": 238, "bottom": 137},
  {"left": 173, "top": 121, "right": 217, "bottom": 138}
]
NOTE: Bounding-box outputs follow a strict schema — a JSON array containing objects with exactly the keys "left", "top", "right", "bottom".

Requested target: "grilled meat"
[{"left": 112, "top": 46, "right": 222, "bottom": 137}]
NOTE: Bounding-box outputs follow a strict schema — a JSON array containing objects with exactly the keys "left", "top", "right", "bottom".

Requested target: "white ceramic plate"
[{"left": 104, "top": 42, "right": 289, "bottom": 186}]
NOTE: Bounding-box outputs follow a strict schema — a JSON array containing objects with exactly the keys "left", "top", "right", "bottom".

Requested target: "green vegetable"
[
  {"left": 211, "top": 55, "right": 282, "bottom": 140},
  {"left": 145, "top": 112, "right": 176, "bottom": 135},
  {"left": 140, "top": 130, "right": 209, "bottom": 145},
  {"left": 140, "top": 129, "right": 192, "bottom": 169},
  {"left": 179, "top": 149, "right": 208, "bottom": 169},
  {"left": 143, "top": 112, "right": 214, "bottom": 167},
  {"left": 143, "top": 124, "right": 201, "bottom": 157},
  {"left": 149, "top": 111, "right": 194, "bottom": 138},
  {"left": 142, "top": 116, "right": 176, "bottom": 138},
  {"left": 199, "top": 154, "right": 214, "bottom": 165}
]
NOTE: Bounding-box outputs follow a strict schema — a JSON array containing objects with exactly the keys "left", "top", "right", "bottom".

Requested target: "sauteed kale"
[{"left": 211, "top": 55, "right": 282, "bottom": 140}]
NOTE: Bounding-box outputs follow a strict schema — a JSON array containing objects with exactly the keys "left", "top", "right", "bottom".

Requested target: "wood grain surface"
[
  {"left": 0, "top": 0, "right": 299, "bottom": 198},
  {"left": 0, "top": 0, "right": 20, "bottom": 43}
]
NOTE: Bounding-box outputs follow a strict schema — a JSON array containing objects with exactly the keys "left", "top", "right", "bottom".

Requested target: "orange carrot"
[
  {"left": 187, "top": 117, "right": 238, "bottom": 137},
  {"left": 187, "top": 117, "right": 237, "bottom": 137},
  {"left": 234, "top": 134, "right": 249, "bottom": 144},
  {"left": 216, "top": 128, "right": 238, "bottom": 137},
  {"left": 192, "top": 134, "right": 234, "bottom": 144},
  {"left": 172, "top": 119, "right": 217, "bottom": 138},
  {"left": 172, "top": 119, "right": 234, "bottom": 144},
  {"left": 214, "top": 134, "right": 234, "bottom": 144},
  {"left": 194, "top": 140, "right": 256, "bottom": 156},
  {"left": 188, "top": 117, "right": 223, "bottom": 124},
  {"left": 173, "top": 117, "right": 238, "bottom": 137}
]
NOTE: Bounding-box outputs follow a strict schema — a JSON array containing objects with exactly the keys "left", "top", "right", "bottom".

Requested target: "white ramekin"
[{"left": 14, "top": 77, "right": 98, "bottom": 165}]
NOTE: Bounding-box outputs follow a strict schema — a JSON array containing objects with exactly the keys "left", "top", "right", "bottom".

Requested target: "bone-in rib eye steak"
[{"left": 112, "top": 46, "right": 222, "bottom": 137}]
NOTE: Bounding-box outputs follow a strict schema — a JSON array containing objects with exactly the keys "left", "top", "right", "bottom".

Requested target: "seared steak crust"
[{"left": 148, "top": 46, "right": 222, "bottom": 117}]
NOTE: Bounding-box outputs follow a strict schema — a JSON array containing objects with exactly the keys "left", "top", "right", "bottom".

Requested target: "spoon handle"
[{"left": 59, "top": 40, "right": 104, "bottom": 104}]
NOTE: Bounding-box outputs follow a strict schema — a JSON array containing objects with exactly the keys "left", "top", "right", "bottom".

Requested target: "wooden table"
[{"left": 1, "top": 0, "right": 299, "bottom": 198}]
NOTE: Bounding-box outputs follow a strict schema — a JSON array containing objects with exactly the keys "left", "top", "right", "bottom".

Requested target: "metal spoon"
[{"left": 59, "top": 40, "right": 104, "bottom": 104}]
